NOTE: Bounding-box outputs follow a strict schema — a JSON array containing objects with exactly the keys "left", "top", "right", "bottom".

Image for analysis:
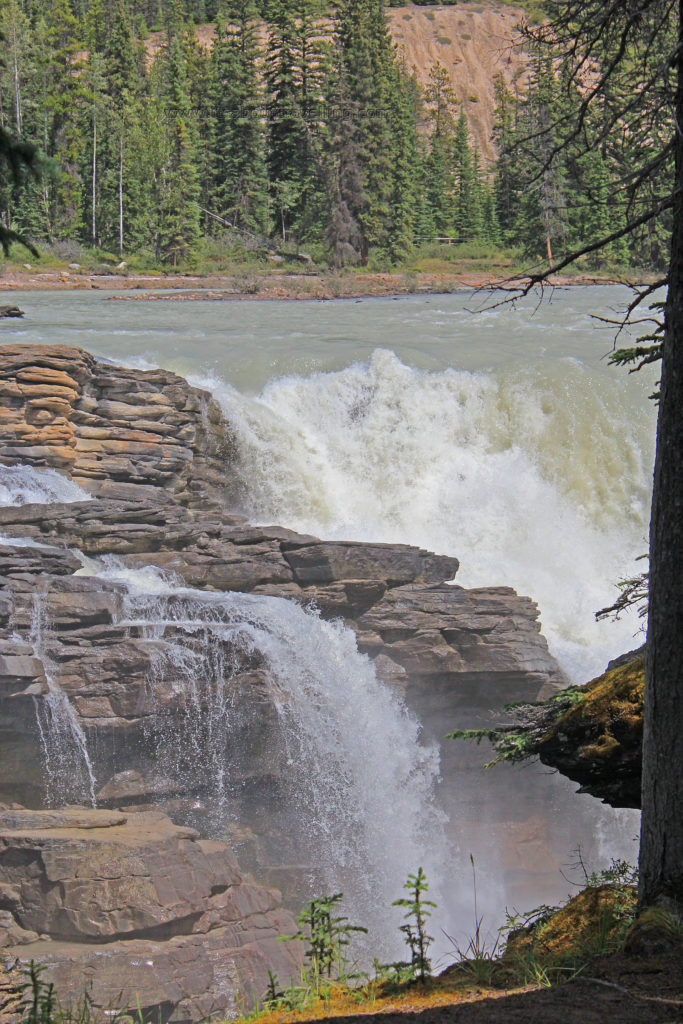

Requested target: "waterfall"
[
  {"left": 0, "top": 464, "right": 91, "bottom": 506},
  {"left": 30, "top": 594, "right": 97, "bottom": 808},
  {"left": 198, "top": 349, "right": 654, "bottom": 682},
  {"left": 93, "top": 559, "right": 450, "bottom": 960},
  {"left": 0, "top": 463, "right": 96, "bottom": 807}
]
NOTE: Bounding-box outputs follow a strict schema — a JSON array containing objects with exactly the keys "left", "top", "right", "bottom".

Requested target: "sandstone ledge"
[
  {"left": 0, "top": 344, "right": 232, "bottom": 509},
  {"left": 0, "top": 807, "right": 301, "bottom": 1022}
]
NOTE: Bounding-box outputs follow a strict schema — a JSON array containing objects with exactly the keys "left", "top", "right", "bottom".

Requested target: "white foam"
[
  {"left": 93, "top": 558, "right": 449, "bottom": 960},
  {"left": 204, "top": 349, "right": 654, "bottom": 682},
  {"left": 0, "top": 464, "right": 91, "bottom": 507}
]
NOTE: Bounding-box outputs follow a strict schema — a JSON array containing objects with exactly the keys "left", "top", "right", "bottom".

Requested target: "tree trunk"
[
  {"left": 92, "top": 115, "right": 97, "bottom": 246},
  {"left": 119, "top": 134, "right": 124, "bottom": 255},
  {"left": 638, "top": 0, "right": 683, "bottom": 915},
  {"left": 12, "top": 25, "right": 22, "bottom": 135}
]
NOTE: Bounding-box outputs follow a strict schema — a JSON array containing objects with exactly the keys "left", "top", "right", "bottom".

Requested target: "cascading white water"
[
  {"left": 29, "top": 594, "right": 97, "bottom": 808},
  {"left": 0, "top": 464, "right": 91, "bottom": 506},
  {"left": 91, "top": 559, "right": 449, "bottom": 960},
  {"left": 0, "top": 464, "right": 96, "bottom": 807},
  {"left": 199, "top": 348, "right": 655, "bottom": 682}
]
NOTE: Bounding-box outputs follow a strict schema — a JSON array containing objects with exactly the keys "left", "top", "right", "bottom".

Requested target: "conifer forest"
[{"left": 0, "top": 0, "right": 673, "bottom": 270}]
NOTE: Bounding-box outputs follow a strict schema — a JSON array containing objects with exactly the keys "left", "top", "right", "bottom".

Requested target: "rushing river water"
[{"left": 1, "top": 285, "right": 657, "bottom": 682}]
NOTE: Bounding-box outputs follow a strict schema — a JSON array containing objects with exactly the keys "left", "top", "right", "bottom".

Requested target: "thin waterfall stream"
[{"left": 30, "top": 593, "right": 97, "bottom": 809}]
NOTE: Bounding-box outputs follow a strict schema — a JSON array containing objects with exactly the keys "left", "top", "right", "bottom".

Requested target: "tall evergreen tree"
[
  {"left": 333, "top": 0, "right": 417, "bottom": 262},
  {"left": 324, "top": 44, "right": 364, "bottom": 265},
  {"left": 34, "top": 0, "right": 89, "bottom": 239},
  {"left": 151, "top": 9, "right": 202, "bottom": 263},
  {"left": 422, "top": 63, "right": 457, "bottom": 238},
  {"left": 265, "top": 0, "right": 327, "bottom": 244},
  {"left": 210, "top": 0, "right": 268, "bottom": 234}
]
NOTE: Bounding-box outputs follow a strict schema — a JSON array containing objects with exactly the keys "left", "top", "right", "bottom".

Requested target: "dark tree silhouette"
[{"left": 0, "top": 126, "right": 40, "bottom": 255}]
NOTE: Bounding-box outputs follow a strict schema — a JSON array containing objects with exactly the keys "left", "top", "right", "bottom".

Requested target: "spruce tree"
[
  {"left": 423, "top": 63, "right": 457, "bottom": 239},
  {"left": 151, "top": 8, "right": 202, "bottom": 264},
  {"left": 34, "top": 0, "right": 89, "bottom": 240},
  {"left": 452, "top": 109, "right": 474, "bottom": 241},
  {"left": 265, "top": 0, "right": 327, "bottom": 245},
  {"left": 324, "top": 47, "right": 364, "bottom": 265},
  {"left": 333, "top": 0, "right": 417, "bottom": 263},
  {"left": 210, "top": 0, "right": 268, "bottom": 235}
]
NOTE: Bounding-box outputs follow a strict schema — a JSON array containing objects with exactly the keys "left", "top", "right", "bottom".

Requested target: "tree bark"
[
  {"left": 12, "top": 25, "right": 22, "bottom": 135},
  {"left": 638, "top": 1, "right": 683, "bottom": 914}
]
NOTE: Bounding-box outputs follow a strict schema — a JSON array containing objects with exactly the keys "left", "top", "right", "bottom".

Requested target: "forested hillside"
[{"left": 0, "top": 0, "right": 671, "bottom": 270}]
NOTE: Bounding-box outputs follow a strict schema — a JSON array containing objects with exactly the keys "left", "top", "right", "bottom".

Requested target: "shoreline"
[{"left": 0, "top": 268, "right": 651, "bottom": 301}]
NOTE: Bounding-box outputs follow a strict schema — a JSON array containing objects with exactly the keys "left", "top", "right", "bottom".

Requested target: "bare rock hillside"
[{"left": 145, "top": 4, "right": 527, "bottom": 164}]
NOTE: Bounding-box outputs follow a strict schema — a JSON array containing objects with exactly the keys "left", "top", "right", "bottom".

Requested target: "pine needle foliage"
[{"left": 392, "top": 867, "right": 436, "bottom": 982}]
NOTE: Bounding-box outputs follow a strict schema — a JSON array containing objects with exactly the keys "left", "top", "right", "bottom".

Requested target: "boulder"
[
  {"left": 535, "top": 651, "right": 644, "bottom": 808},
  {"left": 0, "top": 808, "right": 301, "bottom": 1022},
  {"left": 452, "top": 648, "right": 644, "bottom": 809}
]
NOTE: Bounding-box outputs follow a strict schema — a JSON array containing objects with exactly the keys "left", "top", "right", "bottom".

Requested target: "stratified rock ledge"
[{"left": 0, "top": 807, "right": 301, "bottom": 1022}]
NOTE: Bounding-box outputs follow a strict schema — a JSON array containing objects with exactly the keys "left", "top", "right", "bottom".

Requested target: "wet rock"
[
  {"left": 0, "top": 808, "right": 302, "bottom": 1022},
  {"left": 0, "top": 345, "right": 571, "bottom": 1017}
]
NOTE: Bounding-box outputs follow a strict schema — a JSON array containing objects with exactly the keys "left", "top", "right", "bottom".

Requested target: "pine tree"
[
  {"left": 34, "top": 0, "right": 89, "bottom": 240},
  {"left": 452, "top": 109, "right": 474, "bottom": 240},
  {"left": 333, "top": 0, "right": 417, "bottom": 262},
  {"left": 383, "top": 60, "right": 418, "bottom": 260},
  {"left": 506, "top": 51, "right": 569, "bottom": 265},
  {"left": 423, "top": 63, "right": 457, "bottom": 239},
  {"left": 324, "top": 48, "right": 364, "bottom": 265},
  {"left": 265, "top": 0, "right": 327, "bottom": 245},
  {"left": 151, "top": 9, "right": 202, "bottom": 264},
  {"left": 210, "top": 0, "right": 268, "bottom": 234}
]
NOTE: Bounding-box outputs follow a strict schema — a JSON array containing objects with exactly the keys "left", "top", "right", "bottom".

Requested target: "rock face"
[
  {"left": 0, "top": 345, "right": 569, "bottom": 1015},
  {"left": 0, "top": 807, "right": 301, "bottom": 1022},
  {"left": 0, "top": 344, "right": 231, "bottom": 507},
  {"left": 0, "top": 498, "right": 562, "bottom": 809}
]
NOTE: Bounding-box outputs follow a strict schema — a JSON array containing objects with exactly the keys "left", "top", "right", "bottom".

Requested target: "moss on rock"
[
  {"left": 450, "top": 651, "right": 644, "bottom": 808},
  {"left": 535, "top": 655, "right": 644, "bottom": 807},
  {"left": 502, "top": 883, "right": 638, "bottom": 979}
]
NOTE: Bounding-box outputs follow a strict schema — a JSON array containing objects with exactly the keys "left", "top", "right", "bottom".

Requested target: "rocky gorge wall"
[{"left": 0, "top": 344, "right": 572, "bottom": 1019}]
